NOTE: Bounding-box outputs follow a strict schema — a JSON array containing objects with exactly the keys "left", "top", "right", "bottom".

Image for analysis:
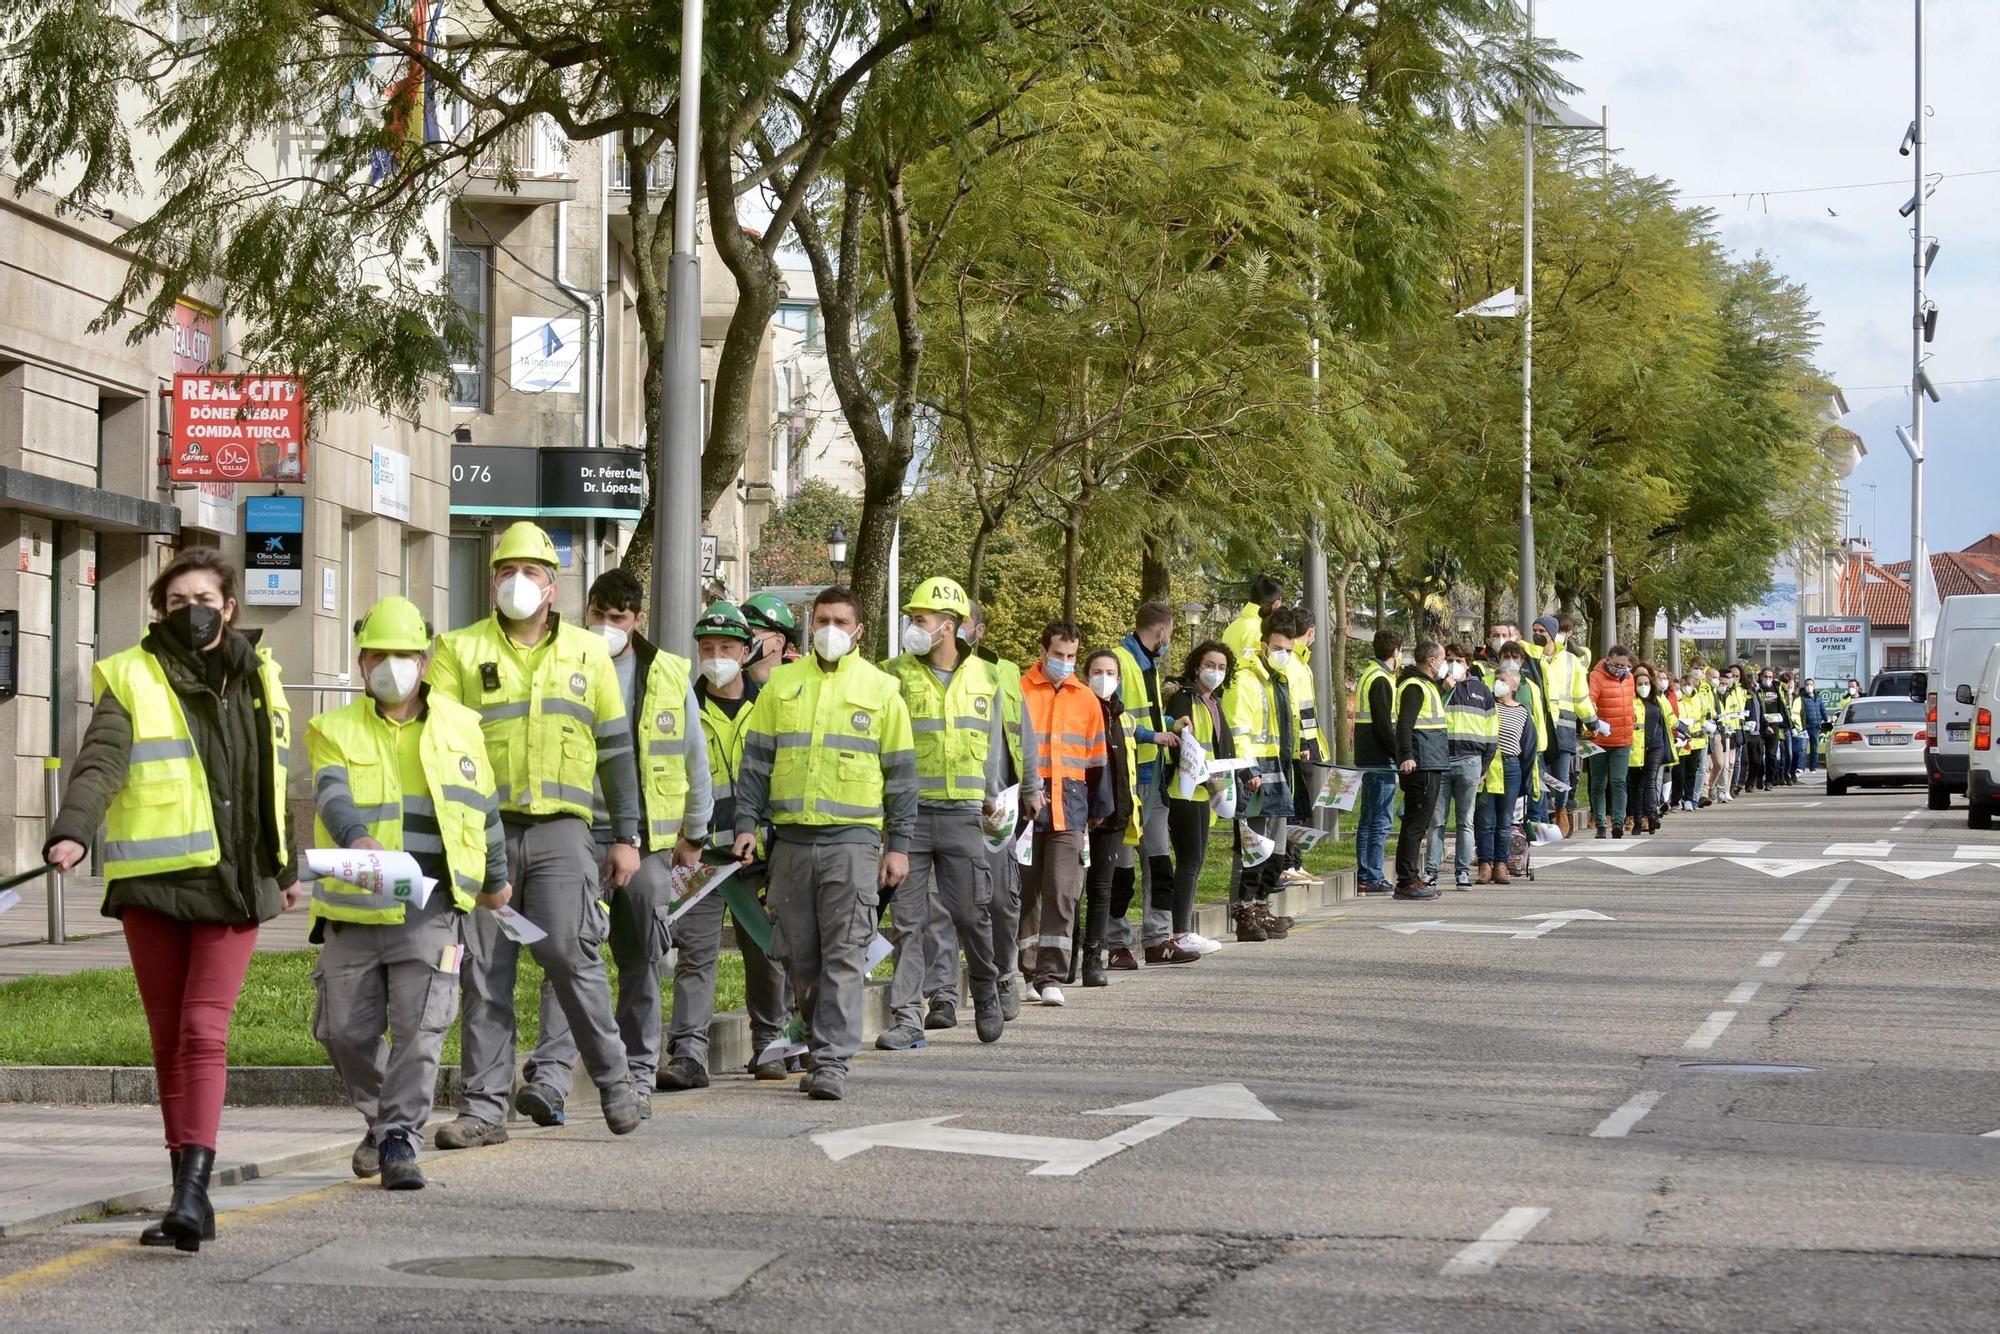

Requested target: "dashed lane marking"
[
  {"left": 1683, "top": 1011, "right": 1737, "bottom": 1050},
  {"left": 1725, "top": 981, "right": 1763, "bottom": 1005},
  {"left": 1756, "top": 950, "right": 1786, "bottom": 968},
  {"left": 1779, "top": 878, "right": 1851, "bottom": 943},
  {"left": 1589, "top": 1091, "right": 1663, "bottom": 1139},
  {"left": 1441, "top": 1206, "right": 1551, "bottom": 1275}
]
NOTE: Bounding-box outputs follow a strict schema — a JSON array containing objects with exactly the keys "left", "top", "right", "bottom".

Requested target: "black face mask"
[{"left": 162, "top": 604, "right": 224, "bottom": 653}]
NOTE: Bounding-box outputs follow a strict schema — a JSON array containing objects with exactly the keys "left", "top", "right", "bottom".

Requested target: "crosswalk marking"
[
  {"left": 1852, "top": 860, "right": 1973, "bottom": 881},
  {"left": 1825, "top": 841, "right": 1896, "bottom": 858},
  {"left": 1953, "top": 846, "right": 2000, "bottom": 860},
  {"left": 1590, "top": 856, "right": 1712, "bottom": 875},
  {"left": 1696, "top": 839, "right": 1768, "bottom": 854},
  {"left": 1725, "top": 857, "right": 1842, "bottom": 878}
]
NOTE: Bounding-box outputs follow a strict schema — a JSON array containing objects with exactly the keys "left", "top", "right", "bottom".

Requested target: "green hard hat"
[
  {"left": 741, "top": 592, "right": 798, "bottom": 639},
  {"left": 354, "top": 596, "right": 433, "bottom": 653},
  {"left": 692, "top": 601, "right": 753, "bottom": 644}
]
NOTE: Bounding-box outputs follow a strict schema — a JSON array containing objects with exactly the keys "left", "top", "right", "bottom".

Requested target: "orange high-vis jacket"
[{"left": 1022, "top": 662, "right": 1109, "bottom": 833}]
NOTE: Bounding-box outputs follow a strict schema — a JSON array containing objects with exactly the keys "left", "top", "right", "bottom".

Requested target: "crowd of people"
[{"left": 42, "top": 532, "right": 1849, "bottom": 1253}]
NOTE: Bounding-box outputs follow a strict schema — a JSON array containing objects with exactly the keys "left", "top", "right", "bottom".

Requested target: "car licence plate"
[
  {"left": 1868, "top": 733, "right": 1910, "bottom": 746},
  {"left": 1947, "top": 723, "right": 1970, "bottom": 742}
]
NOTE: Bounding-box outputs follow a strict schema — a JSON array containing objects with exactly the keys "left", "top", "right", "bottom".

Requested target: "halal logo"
[
  {"left": 459, "top": 755, "right": 477, "bottom": 781},
  {"left": 569, "top": 672, "right": 587, "bottom": 696},
  {"left": 851, "top": 710, "right": 872, "bottom": 732}
]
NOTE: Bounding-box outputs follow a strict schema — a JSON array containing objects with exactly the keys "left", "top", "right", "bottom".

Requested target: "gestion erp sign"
[{"left": 170, "top": 374, "right": 308, "bottom": 482}]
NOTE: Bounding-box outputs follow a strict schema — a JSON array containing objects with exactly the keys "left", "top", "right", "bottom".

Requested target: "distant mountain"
[{"left": 1841, "top": 383, "right": 2000, "bottom": 562}]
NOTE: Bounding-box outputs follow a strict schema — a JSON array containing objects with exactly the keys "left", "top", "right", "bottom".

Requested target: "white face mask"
[
  {"left": 495, "top": 572, "right": 548, "bottom": 621},
  {"left": 1199, "top": 667, "right": 1226, "bottom": 691},
  {"left": 1446, "top": 661, "right": 1466, "bottom": 683},
  {"left": 1637, "top": 683, "right": 1652, "bottom": 698},
  {"left": 1267, "top": 649, "right": 1293, "bottom": 671},
  {"left": 1488, "top": 636, "right": 1506, "bottom": 654},
  {"left": 700, "top": 656, "right": 741, "bottom": 688},
  {"left": 812, "top": 625, "right": 854, "bottom": 661},
  {"left": 1494, "top": 677, "right": 1515, "bottom": 697},
  {"left": 1089, "top": 671, "right": 1120, "bottom": 700},
  {"left": 367, "top": 655, "right": 422, "bottom": 705},
  {"left": 1554, "top": 633, "right": 1568, "bottom": 647},
  {"left": 594, "top": 623, "right": 629, "bottom": 657},
  {"left": 900, "top": 622, "right": 936, "bottom": 657}
]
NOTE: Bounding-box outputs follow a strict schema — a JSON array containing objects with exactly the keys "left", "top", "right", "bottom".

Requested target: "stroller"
[{"left": 1508, "top": 795, "right": 1538, "bottom": 882}]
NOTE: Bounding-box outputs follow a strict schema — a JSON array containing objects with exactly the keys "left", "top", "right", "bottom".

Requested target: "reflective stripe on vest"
[
  {"left": 636, "top": 650, "right": 693, "bottom": 849},
  {"left": 92, "top": 644, "right": 289, "bottom": 884},
  {"left": 1444, "top": 688, "right": 1498, "bottom": 743},
  {"left": 1111, "top": 642, "right": 1162, "bottom": 768},
  {"left": 1354, "top": 660, "right": 1390, "bottom": 725},
  {"left": 888, "top": 652, "right": 998, "bottom": 803},
  {"left": 759, "top": 655, "right": 910, "bottom": 830},
  {"left": 306, "top": 695, "right": 495, "bottom": 924},
  {"left": 1406, "top": 677, "right": 1448, "bottom": 731},
  {"left": 702, "top": 687, "right": 757, "bottom": 847}
]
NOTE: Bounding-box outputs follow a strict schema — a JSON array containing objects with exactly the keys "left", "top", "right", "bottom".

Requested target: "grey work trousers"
[
  {"left": 666, "top": 862, "right": 790, "bottom": 1070},
  {"left": 524, "top": 843, "right": 674, "bottom": 1098},
  {"left": 1018, "top": 827, "right": 1085, "bottom": 987},
  {"left": 887, "top": 807, "right": 997, "bottom": 1028},
  {"left": 767, "top": 836, "right": 880, "bottom": 1078},
  {"left": 1111, "top": 782, "right": 1173, "bottom": 949},
  {"left": 927, "top": 837, "right": 1019, "bottom": 1003},
  {"left": 313, "top": 895, "right": 462, "bottom": 1144},
  {"left": 457, "top": 817, "right": 628, "bottom": 1123}
]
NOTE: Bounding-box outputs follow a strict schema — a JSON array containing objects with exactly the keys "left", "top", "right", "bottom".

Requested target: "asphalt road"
[{"left": 3, "top": 776, "right": 1997, "bottom": 1332}]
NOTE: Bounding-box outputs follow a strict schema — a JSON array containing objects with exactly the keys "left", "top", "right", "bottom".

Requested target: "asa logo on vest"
[
  {"left": 852, "top": 710, "right": 873, "bottom": 732},
  {"left": 569, "top": 672, "right": 588, "bottom": 696}
]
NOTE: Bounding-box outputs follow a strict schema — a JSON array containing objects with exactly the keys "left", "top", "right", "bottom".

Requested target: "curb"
[{"left": 0, "top": 867, "right": 1359, "bottom": 1108}]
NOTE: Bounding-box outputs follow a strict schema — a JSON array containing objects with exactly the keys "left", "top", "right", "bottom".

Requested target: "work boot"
[
  {"left": 972, "top": 983, "right": 1005, "bottom": 1043},
  {"left": 140, "top": 1150, "right": 214, "bottom": 1248},
  {"left": 1476, "top": 863, "right": 1494, "bottom": 885},
  {"left": 635, "top": 1087, "right": 653, "bottom": 1120},
  {"left": 350, "top": 1134, "right": 380, "bottom": 1179},
  {"left": 658, "top": 1055, "right": 710, "bottom": 1091},
  {"left": 1082, "top": 949, "right": 1108, "bottom": 988},
  {"left": 1492, "top": 862, "right": 1512, "bottom": 884},
  {"left": 513, "top": 1082, "right": 566, "bottom": 1128},
  {"left": 1233, "top": 905, "right": 1269, "bottom": 941},
  {"left": 1107, "top": 948, "right": 1140, "bottom": 971},
  {"left": 160, "top": 1144, "right": 214, "bottom": 1253},
  {"left": 434, "top": 1116, "right": 509, "bottom": 1151},
  {"left": 1393, "top": 883, "right": 1441, "bottom": 901},
  {"left": 601, "top": 1080, "right": 643, "bottom": 1135},
  {"left": 998, "top": 974, "right": 1023, "bottom": 1021},
  {"left": 924, "top": 997, "right": 958, "bottom": 1030},
  {"left": 807, "top": 1068, "right": 847, "bottom": 1101},
  {"left": 378, "top": 1130, "right": 426, "bottom": 1191},
  {"left": 874, "top": 1022, "right": 928, "bottom": 1051},
  {"left": 1254, "top": 903, "right": 1291, "bottom": 938}
]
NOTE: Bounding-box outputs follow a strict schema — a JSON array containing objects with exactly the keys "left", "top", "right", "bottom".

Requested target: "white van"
[
  {"left": 1965, "top": 643, "right": 2000, "bottom": 829},
  {"left": 1925, "top": 593, "right": 2000, "bottom": 810}
]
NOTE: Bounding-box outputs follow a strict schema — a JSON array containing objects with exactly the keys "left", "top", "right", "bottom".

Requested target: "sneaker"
[
  {"left": 998, "top": 975, "right": 1023, "bottom": 1022},
  {"left": 1280, "top": 867, "right": 1316, "bottom": 885},
  {"left": 1106, "top": 948, "right": 1140, "bottom": 971},
  {"left": 350, "top": 1134, "right": 380, "bottom": 1179},
  {"left": 1022, "top": 979, "right": 1043, "bottom": 1003},
  {"left": 874, "top": 1022, "right": 928, "bottom": 1051},
  {"left": 378, "top": 1130, "right": 426, "bottom": 1191},
  {"left": 434, "top": 1116, "right": 509, "bottom": 1151},
  {"left": 658, "top": 1055, "right": 711, "bottom": 1091},
  {"left": 1455, "top": 867, "right": 1472, "bottom": 888},
  {"left": 1356, "top": 880, "right": 1394, "bottom": 896},
  {"left": 1038, "top": 984, "right": 1067, "bottom": 1007},
  {"left": 807, "top": 1069, "right": 847, "bottom": 1101},
  {"left": 1393, "top": 884, "right": 1441, "bottom": 901},
  {"left": 1177, "top": 931, "right": 1222, "bottom": 956},
  {"left": 600, "top": 1080, "right": 643, "bottom": 1136},
  {"left": 513, "top": 1082, "right": 567, "bottom": 1128},
  {"left": 923, "top": 998, "right": 958, "bottom": 1031},
  {"left": 1143, "top": 939, "right": 1200, "bottom": 964}
]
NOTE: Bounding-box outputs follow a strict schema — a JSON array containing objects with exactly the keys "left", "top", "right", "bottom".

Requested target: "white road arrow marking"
[
  {"left": 1825, "top": 841, "right": 1895, "bottom": 858},
  {"left": 811, "top": 1084, "right": 1279, "bottom": 1176},
  {"left": 1697, "top": 839, "right": 1768, "bottom": 855},
  {"left": 1590, "top": 856, "right": 1711, "bottom": 875},
  {"left": 1853, "top": 860, "right": 1970, "bottom": 881},
  {"left": 1725, "top": 857, "right": 1842, "bottom": 878},
  {"left": 1384, "top": 911, "right": 1613, "bottom": 941}
]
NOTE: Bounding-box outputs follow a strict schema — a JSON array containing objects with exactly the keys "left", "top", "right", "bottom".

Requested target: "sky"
[{"left": 1534, "top": 0, "right": 2000, "bottom": 562}]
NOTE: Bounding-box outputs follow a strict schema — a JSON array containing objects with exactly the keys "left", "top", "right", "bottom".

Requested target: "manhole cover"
[
  {"left": 390, "top": 1256, "right": 634, "bottom": 1282},
  {"left": 1677, "top": 1061, "right": 1820, "bottom": 1075}
]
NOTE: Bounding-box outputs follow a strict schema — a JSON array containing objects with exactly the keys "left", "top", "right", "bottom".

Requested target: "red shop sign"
[{"left": 169, "top": 373, "right": 308, "bottom": 483}]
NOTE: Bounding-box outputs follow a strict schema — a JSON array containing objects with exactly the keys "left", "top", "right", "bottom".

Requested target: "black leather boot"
[
  {"left": 1082, "top": 949, "right": 1108, "bottom": 988},
  {"left": 161, "top": 1144, "right": 215, "bottom": 1252},
  {"left": 141, "top": 1149, "right": 214, "bottom": 1247}
]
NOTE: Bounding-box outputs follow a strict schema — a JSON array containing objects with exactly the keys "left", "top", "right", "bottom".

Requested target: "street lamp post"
[
  {"left": 1517, "top": 0, "right": 1538, "bottom": 633},
  {"left": 827, "top": 520, "right": 849, "bottom": 583}
]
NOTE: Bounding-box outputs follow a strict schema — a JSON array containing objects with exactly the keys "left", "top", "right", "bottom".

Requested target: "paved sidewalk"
[
  {"left": 0, "top": 878, "right": 312, "bottom": 982},
  {"left": 0, "top": 1103, "right": 362, "bottom": 1237}
]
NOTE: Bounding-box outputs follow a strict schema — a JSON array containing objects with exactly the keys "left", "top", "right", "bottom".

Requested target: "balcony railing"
[{"left": 464, "top": 115, "right": 575, "bottom": 203}]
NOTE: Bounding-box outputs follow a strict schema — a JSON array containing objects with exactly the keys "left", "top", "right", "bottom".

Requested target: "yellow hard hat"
[
  {"left": 491, "top": 521, "right": 559, "bottom": 569},
  {"left": 903, "top": 576, "right": 970, "bottom": 620},
  {"left": 354, "top": 596, "right": 433, "bottom": 653}
]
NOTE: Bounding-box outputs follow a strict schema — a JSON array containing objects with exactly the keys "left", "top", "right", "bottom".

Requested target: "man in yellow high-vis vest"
[
  {"left": 520, "top": 568, "right": 710, "bottom": 1124},
  {"left": 308, "top": 597, "right": 510, "bottom": 1191},
  {"left": 426, "top": 521, "right": 646, "bottom": 1149},
  {"left": 1394, "top": 641, "right": 1451, "bottom": 898},
  {"left": 733, "top": 585, "right": 919, "bottom": 1101}
]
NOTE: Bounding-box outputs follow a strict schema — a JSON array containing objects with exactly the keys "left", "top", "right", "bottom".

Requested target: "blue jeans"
[
  {"left": 1789, "top": 734, "right": 1807, "bottom": 776},
  {"left": 1355, "top": 766, "right": 1398, "bottom": 886},
  {"left": 1426, "top": 754, "right": 1483, "bottom": 878},
  {"left": 1475, "top": 754, "right": 1523, "bottom": 864},
  {"left": 1805, "top": 726, "right": 1821, "bottom": 770}
]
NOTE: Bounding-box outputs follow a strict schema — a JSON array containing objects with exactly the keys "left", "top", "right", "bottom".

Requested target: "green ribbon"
[{"left": 720, "top": 878, "right": 773, "bottom": 953}]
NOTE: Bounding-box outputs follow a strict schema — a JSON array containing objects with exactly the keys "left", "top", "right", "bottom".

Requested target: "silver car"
[{"left": 1826, "top": 696, "right": 1930, "bottom": 795}]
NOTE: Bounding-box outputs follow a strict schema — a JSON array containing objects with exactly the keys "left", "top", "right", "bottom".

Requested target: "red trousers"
[{"left": 121, "top": 907, "right": 259, "bottom": 1151}]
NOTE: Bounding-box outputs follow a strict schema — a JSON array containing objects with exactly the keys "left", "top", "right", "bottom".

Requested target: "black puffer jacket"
[{"left": 49, "top": 626, "right": 292, "bottom": 924}]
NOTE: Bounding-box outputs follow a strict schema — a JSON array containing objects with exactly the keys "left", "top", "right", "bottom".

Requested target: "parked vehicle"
[
  {"left": 1825, "top": 697, "right": 1930, "bottom": 796},
  {"left": 1922, "top": 594, "right": 2000, "bottom": 809},
  {"left": 1868, "top": 669, "right": 1927, "bottom": 701},
  {"left": 1962, "top": 644, "right": 2000, "bottom": 829}
]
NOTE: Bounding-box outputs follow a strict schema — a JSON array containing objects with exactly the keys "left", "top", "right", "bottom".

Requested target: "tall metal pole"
[
  {"left": 1597, "top": 105, "right": 1614, "bottom": 658},
  {"left": 1908, "top": 0, "right": 1931, "bottom": 669},
  {"left": 650, "top": 0, "right": 705, "bottom": 654},
  {"left": 1516, "top": 0, "right": 1538, "bottom": 632}
]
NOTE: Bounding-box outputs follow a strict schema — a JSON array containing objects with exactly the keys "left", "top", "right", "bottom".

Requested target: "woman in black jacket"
[
  {"left": 1075, "top": 649, "right": 1137, "bottom": 987},
  {"left": 46, "top": 549, "right": 301, "bottom": 1252},
  {"left": 1157, "top": 641, "right": 1237, "bottom": 950}
]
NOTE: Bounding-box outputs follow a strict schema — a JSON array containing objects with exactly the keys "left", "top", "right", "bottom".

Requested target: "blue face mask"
[{"left": 1044, "top": 655, "right": 1074, "bottom": 683}]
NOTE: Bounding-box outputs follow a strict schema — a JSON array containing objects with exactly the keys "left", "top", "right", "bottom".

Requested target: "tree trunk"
[
  {"left": 698, "top": 119, "right": 787, "bottom": 518},
  {"left": 618, "top": 138, "right": 673, "bottom": 585},
  {"left": 1061, "top": 513, "right": 1081, "bottom": 621},
  {"left": 1332, "top": 562, "right": 1353, "bottom": 765},
  {"left": 1636, "top": 603, "right": 1656, "bottom": 664},
  {"left": 1140, "top": 523, "right": 1171, "bottom": 605},
  {"left": 1481, "top": 579, "right": 1498, "bottom": 638},
  {"left": 965, "top": 511, "right": 997, "bottom": 597},
  {"left": 1372, "top": 550, "right": 1387, "bottom": 630}
]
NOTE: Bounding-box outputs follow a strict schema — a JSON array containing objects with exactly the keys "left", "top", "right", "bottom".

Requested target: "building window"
[
  {"left": 449, "top": 245, "right": 490, "bottom": 410},
  {"left": 1886, "top": 645, "right": 1912, "bottom": 670},
  {"left": 776, "top": 301, "right": 820, "bottom": 350}
]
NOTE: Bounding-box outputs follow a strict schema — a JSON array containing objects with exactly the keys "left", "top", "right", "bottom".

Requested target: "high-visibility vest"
[
  {"left": 1282, "top": 653, "right": 1322, "bottom": 752},
  {"left": 1676, "top": 690, "right": 1709, "bottom": 751},
  {"left": 305, "top": 695, "right": 494, "bottom": 923},
  {"left": 1111, "top": 641, "right": 1165, "bottom": 769},
  {"left": 701, "top": 684, "right": 758, "bottom": 847},
  {"left": 1444, "top": 681, "right": 1499, "bottom": 747},
  {"left": 1115, "top": 712, "right": 1142, "bottom": 846},
  {"left": 1221, "top": 602, "right": 1263, "bottom": 665},
  {"left": 1402, "top": 676, "right": 1448, "bottom": 733},
  {"left": 750, "top": 653, "right": 914, "bottom": 832},
  {"left": 987, "top": 654, "right": 1025, "bottom": 782},
  {"left": 886, "top": 651, "right": 999, "bottom": 803},
  {"left": 635, "top": 649, "right": 694, "bottom": 849},
  {"left": 91, "top": 644, "right": 290, "bottom": 883},
  {"left": 1529, "top": 642, "right": 1594, "bottom": 730},
  {"left": 429, "top": 615, "right": 625, "bottom": 821},
  {"left": 1224, "top": 658, "right": 1285, "bottom": 761},
  {"left": 1354, "top": 660, "right": 1392, "bottom": 726},
  {"left": 1716, "top": 684, "right": 1744, "bottom": 734}
]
